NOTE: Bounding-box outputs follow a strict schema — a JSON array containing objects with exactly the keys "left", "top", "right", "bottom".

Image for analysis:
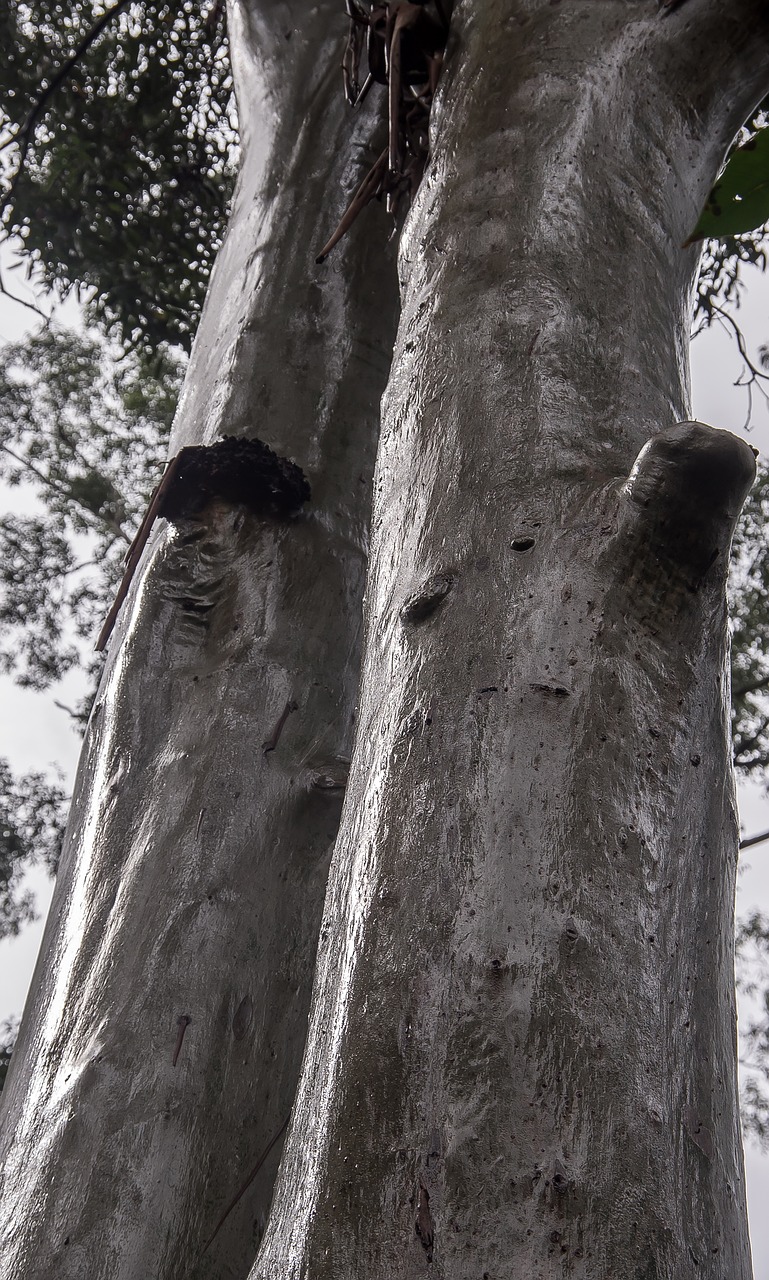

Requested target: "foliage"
[
  {"left": 693, "top": 98, "right": 769, "bottom": 330},
  {"left": 0, "top": 323, "right": 182, "bottom": 697},
  {"left": 0, "top": 1017, "right": 19, "bottom": 1092},
  {"left": 0, "top": 321, "right": 178, "bottom": 1063},
  {"left": 736, "top": 911, "right": 769, "bottom": 1147},
  {"left": 687, "top": 128, "right": 769, "bottom": 245},
  {"left": 0, "top": 760, "right": 66, "bottom": 939},
  {"left": 0, "top": 0, "right": 237, "bottom": 355},
  {"left": 730, "top": 462, "right": 769, "bottom": 777}
]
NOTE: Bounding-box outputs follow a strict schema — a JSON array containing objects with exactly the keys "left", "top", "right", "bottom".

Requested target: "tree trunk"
[
  {"left": 0, "top": 5, "right": 398, "bottom": 1278},
  {"left": 252, "top": 3, "right": 769, "bottom": 1278},
  {"left": 2, "top": 2, "right": 769, "bottom": 1278}
]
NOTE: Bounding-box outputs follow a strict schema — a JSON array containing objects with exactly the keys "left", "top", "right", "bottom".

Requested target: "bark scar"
[
  {"left": 172, "top": 1014, "right": 191, "bottom": 1066},
  {"left": 415, "top": 1181, "right": 434, "bottom": 1260},
  {"left": 95, "top": 436, "right": 310, "bottom": 653},
  {"left": 401, "top": 573, "right": 454, "bottom": 625}
]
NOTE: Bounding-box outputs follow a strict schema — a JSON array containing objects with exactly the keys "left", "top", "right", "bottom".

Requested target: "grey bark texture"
[
  {"left": 0, "top": 1, "right": 767, "bottom": 1279},
  {"left": 251, "top": 2, "right": 769, "bottom": 1279},
  {"left": 0, "top": 3, "right": 398, "bottom": 1277}
]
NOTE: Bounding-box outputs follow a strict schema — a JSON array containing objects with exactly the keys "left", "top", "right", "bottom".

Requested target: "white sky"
[{"left": 2, "top": 255, "right": 769, "bottom": 1272}]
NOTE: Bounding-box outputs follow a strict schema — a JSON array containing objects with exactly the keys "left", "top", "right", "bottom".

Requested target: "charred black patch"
[
  {"left": 159, "top": 436, "right": 310, "bottom": 524},
  {"left": 96, "top": 436, "right": 310, "bottom": 652}
]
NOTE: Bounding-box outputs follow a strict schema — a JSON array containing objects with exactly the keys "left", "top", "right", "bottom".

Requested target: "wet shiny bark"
[
  {"left": 252, "top": 3, "right": 769, "bottom": 1278},
  {"left": 0, "top": 3, "right": 398, "bottom": 1278}
]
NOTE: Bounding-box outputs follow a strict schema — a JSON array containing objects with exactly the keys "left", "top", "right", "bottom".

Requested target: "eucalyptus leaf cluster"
[
  {"left": 736, "top": 910, "right": 769, "bottom": 1146},
  {"left": 693, "top": 96, "right": 769, "bottom": 329},
  {"left": 0, "top": 759, "right": 66, "bottom": 940},
  {"left": 0, "top": 324, "right": 182, "bottom": 692},
  {"left": 730, "top": 461, "right": 769, "bottom": 776},
  {"left": 0, "top": 0, "right": 237, "bottom": 354}
]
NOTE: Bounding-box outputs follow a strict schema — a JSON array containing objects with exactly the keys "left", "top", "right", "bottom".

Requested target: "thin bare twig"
[
  {"left": 0, "top": 442, "right": 130, "bottom": 542},
  {"left": 201, "top": 1114, "right": 290, "bottom": 1254},
  {"left": 0, "top": 245, "right": 50, "bottom": 322},
  {"left": 95, "top": 454, "right": 181, "bottom": 652},
  {"left": 741, "top": 829, "right": 769, "bottom": 851},
  {"left": 709, "top": 301, "right": 769, "bottom": 427}
]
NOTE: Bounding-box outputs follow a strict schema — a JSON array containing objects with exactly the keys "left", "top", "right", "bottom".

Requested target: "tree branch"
[
  {"left": 0, "top": 443, "right": 130, "bottom": 543},
  {"left": 740, "top": 829, "right": 769, "bottom": 850},
  {"left": 733, "top": 673, "right": 769, "bottom": 699}
]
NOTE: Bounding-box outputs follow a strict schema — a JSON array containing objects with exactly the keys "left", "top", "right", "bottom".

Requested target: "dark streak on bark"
[
  {"left": 232, "top": 996, "right": 253, "bottom": 1042},
  {"left": 530, "top": 683, "right": 571, "bottom": 698},
  {"left": 415, "top": 1181, "right": 434, "bottom": 1261},
  {"left": 262, "top": 700, "right": 298, "bottom": 754},
  {"left": 172, "top": 1015, "right": 191, "bottom": 1067},
  {"left": 202, "top": 1115, "right": 290, "bottom": 1256}
]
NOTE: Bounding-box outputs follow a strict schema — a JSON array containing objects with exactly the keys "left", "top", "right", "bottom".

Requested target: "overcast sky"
[{"left": 2, "top": 255, "right": 769, "bottom": 1272}]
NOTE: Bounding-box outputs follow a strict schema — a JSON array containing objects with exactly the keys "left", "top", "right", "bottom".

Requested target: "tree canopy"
[
  {"left": 0, "top": 325, "right": 181, "bottom": 946},
  {"left": 0, "top": 0, "right": 237, "bottom": 355}
]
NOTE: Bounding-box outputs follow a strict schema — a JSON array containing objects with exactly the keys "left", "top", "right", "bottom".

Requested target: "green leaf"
[{"left": 686, "top": 128, "right": 769, "bottom": 244}]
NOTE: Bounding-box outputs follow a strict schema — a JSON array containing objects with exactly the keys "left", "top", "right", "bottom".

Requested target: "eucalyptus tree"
[
  {"left": 1, "top": 3, "right": 769, "bottom": 1280},
  {"left": 0, "top": 3, "right": 400, "bottom": 1277}
]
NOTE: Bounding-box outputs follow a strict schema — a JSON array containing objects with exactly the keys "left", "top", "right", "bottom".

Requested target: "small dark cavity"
[
  {"left": 232, "top": 995, "right": 253, "bottom": 1041},
  {"left": 552, "top": 1160, "right": 569, "bottom": 1193},
  {"left": 159, "top": 436, "right": 310, "bottom": 524},
  {"left": 401, "top": 573, "right": 454, "bottom": 625},
  {"left": 511, "top": 536, "right": 535, "bottom": 551},
  {"left": 563, "top": 918, "right": 579, "bottom": 944},
  {"left": 682, "top": 1105, "right": 714, "bottom": 1161},
  {"left": 178, "top": 596, "right": 215, "bottom": 616}
]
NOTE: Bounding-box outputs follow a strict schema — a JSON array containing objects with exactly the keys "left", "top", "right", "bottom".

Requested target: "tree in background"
[
  {"left": 0, "top": 326, "right": 181, "bottom": 941},
  {"left": 732, "top": 463, "right": 769, "bottom": 775},
  {"left": 0, "top": 760, "right": 65, "bottom": 938},
  {"left": 0, "top": 325, "right": 182, "bottom": 692},
  {"left": 0, "top": 0, "right": 236, "bottom": 354}
]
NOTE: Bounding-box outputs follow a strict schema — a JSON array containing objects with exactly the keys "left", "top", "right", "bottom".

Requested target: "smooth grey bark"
[
  {"left": 0, "top": 4, "right": 398, "bottom": 1278},
  {"left": 252, "top": 3, "right": 769, "bottom": 1278}
]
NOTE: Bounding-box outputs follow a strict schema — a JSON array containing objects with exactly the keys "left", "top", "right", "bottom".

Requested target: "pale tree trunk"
[
  {"left": 251, "top": 2, "right": 769, "bottom": 1278},
  {"left": 0, "top": 4, "right": 398, "bottom": 1278}
]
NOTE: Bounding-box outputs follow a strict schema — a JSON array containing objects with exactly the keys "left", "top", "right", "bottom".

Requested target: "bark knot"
[
  {"left": 401, "top": 573, "right": 454, "bottom": 625},
  {"left": 621, "top": 422, "right": 756, "bottom": 587}
]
